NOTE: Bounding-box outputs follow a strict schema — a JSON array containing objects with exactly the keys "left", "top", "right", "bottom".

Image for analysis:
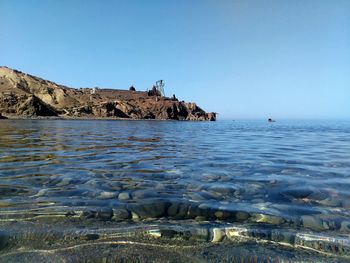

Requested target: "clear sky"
[{"left": 1, "top": 0, "right": 349, "bottom": 119}]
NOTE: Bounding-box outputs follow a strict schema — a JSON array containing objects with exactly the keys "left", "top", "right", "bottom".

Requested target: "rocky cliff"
[{"left": 0, "top": 67, "right": 216, "bottom": 121}]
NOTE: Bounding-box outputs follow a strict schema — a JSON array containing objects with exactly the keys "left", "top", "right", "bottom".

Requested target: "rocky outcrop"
[{"left": 0, "top": 66, "right": 216, "bottom": 121}]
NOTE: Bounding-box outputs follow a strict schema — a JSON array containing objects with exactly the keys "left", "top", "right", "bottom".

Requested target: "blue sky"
[{"left": 1, "top": 0, "right": 349, "bottom": 119}]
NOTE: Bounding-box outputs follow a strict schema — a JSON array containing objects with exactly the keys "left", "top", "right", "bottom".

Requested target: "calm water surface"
[{"left": 0, "top": 120, "right": 350, "bottom": 262}]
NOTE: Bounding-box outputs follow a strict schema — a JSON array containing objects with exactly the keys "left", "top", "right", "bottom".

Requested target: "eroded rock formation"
[{"left": 0, "top": 67, "right": 216, "bottom": 121}]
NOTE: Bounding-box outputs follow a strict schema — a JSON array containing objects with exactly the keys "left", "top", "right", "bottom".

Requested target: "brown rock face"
[{"left": 0, "top": 66, "right": 216, "bottom": 121}]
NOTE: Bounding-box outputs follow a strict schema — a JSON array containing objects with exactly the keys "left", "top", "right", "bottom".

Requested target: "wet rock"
[
  {"left": 98, "top": 191, "right": 118, "bottom": 199},
  {"left": 167, "top": 202, "right": 189, "bottom": 219},
  {"left": 208, "top": 185, "right": 236, "bottom": 196},
  {"left": 112, "top": 208, "right": 130, "bottom": 221},
  {"left": 81, "top": 210, "right": 97, "bottom": 219},
  {"left": 302, "top": 215, "right": 326, "bottom": 231},
  {"left": 307, "top": 191, "right": 328, "bottom": 201},
  {"left": 188, "top": 193, "right": 207, "bottom": 201},
  {"left": 282, "top": 187, "right": 314, "bottom": 199},
  {"left": 97, "top": 208, "right": 113, "bottom": 220},
  {"left": 128, "top": 200, "right": 169, "bottom": 219},
  {"left": 132, "top": 190, "right": 158, "bottom": 199},
  {"left": 118, "top": 192, "right": 131, "bottom": 200}
]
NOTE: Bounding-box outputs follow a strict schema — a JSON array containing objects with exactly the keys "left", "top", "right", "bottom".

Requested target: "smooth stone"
[
  {"left": 302, "top": 215, "right": 326, "bottom": 231},
  {"left": 112, "top": 208, "right": 130, "bottom": 221},
  {"left": 98, "top": 191, "right": 118, "bottom": 199},
  {"left": 188, "top": 193, "right": 207, "bottom": 201},
  {"left": 132, "top": 190, "right": 158, "bottom": 199},
  {"left": 208, "top": 185, "right": 236, "bottom": 196},
  {"left": 118, "top": 192, "right": 131, "bottom": 200}
]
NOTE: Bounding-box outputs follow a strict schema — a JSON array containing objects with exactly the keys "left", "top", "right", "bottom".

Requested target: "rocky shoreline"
[{"left": 0, "top": 66, "right": 216, "bottom": 121}]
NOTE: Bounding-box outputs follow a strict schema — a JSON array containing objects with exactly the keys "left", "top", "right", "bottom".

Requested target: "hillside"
[{"left": 0, "top": 67, "right": 216, "bottom": 121}]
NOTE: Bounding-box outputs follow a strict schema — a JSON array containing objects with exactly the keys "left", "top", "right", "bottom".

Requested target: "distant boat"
[{"left": 268, "top": 118, "right": 276, "bottom": 122}]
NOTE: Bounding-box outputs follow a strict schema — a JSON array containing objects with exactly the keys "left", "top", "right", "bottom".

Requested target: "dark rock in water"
[
  {"left": 128, "top": 200, "right": 169, "bottom": 219},
  {"left": 281, "top": 187, "right": 314, "bottom": 199},
  {"left": 96, "top": 208, "right": 113, "bottom": 221},
  {"left": 112, "top": 208, "right": 130, "bottom": 221},
  {"left": 81, "top": 210, "right": 97, "bottom": 219},
  {"left": 81, "top": 208, "right": 113, "bottom": 221},
  {"left": 0, "top": 113, "right": 6, "bottom": 119},
  {"left": 167, "top": 202, "right": 190, "bottom": 219}
]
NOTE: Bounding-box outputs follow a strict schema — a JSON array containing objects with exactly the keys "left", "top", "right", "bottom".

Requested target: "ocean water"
[{"left": 0, "top": 119, "right": 350, "bottom": 262}]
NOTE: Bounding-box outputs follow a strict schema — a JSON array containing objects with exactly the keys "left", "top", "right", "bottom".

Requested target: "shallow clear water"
[{"left": 0, "top": 119, "right": 350, "bottom": 262}]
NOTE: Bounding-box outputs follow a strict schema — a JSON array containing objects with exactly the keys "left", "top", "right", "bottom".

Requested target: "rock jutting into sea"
[{"left": 0, "top": 66, "right": 216, "bottom": 121}]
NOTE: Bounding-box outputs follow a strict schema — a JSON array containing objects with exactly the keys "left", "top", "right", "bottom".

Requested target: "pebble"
[
  {"left": 118, "top": 192, "right": 131, "bottom": 200},
  {"left": 98, "top": 191, "right": 118, "bottom": 199}
]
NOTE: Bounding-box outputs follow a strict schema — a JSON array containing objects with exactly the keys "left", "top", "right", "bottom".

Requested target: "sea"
[{"left": 0, "top": 119, "right": 349, "bottom": 262}]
